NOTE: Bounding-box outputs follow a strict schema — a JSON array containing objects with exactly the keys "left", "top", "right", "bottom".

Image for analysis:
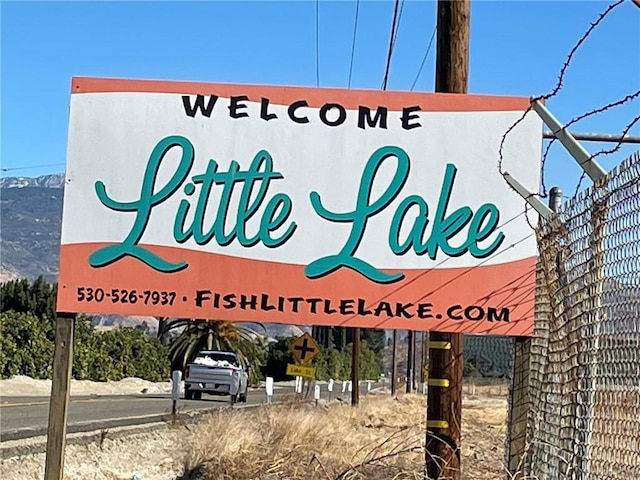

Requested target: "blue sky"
[{"left": 1, "top": 0, "right": 639, "bottom": 198}]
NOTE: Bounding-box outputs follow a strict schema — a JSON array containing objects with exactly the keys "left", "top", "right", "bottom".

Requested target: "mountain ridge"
[{"left": 0, "top": 173, "right": 65, "bottom": 189}]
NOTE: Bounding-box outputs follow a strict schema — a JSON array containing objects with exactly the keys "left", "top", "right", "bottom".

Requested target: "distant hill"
[{"left": 0, "top": 183, "right": 63, "bottom": 281}]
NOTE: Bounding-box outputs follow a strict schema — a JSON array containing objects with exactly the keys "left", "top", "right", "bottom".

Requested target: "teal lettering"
[
  {"left": 261, "top": 194, "right": 296, "bottom": 247},
  {"left": 89, "top": 135, "right": 194, "bottom": 272},
  {"left": 236, "top": 150, "right": 290, "bottom": 247},
  {"left": 389, "top": 163, "right": 505, "bottom": 260},
  {"left": 467, "top": 204, "right": 504, "bottom": 258},
  {"left": 305, "top": 146, "right": 408, "bottom": 284},
  {"left": 90, "top": 136, "right": 296, "bottom": 272},
  {"left": 389, "top": 195, "right": 429, "bottom": 255},
  {"left": 90, "top": 136, "right": 504, "bottom": 278},
  {"left": 173, "top": 150, "right": 295, "bottom": 248},
  {"left": 424, "top": 164, "right": 473, "bottom": 258}
]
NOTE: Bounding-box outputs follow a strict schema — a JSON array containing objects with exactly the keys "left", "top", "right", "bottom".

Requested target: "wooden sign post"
[{"left": 44, "top": 313, "right": 75, "bottom": 480}]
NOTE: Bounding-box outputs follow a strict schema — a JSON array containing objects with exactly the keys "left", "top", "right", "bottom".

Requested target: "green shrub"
[
  {"left": 0, "top": 311, "right": 54, "bottom": 379},
  {"left": 1, "top": 278, "right": 169, "bottom": 382}
]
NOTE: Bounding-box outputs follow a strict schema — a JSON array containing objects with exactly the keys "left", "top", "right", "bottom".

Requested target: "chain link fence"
[
  {"left": 524, "top": 151, "right": 640, "bottom": 479},
  {"left": 464, "top": 334, "right": 513, "bottom": 379}
]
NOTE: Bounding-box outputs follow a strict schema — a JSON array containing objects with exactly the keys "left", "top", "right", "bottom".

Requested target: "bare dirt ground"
[
  {"left": 1, "top": 380, "right": 508, "bottom": 480},
  {"left": 0, "top": 375, "right": 175, "bottom": 397}
]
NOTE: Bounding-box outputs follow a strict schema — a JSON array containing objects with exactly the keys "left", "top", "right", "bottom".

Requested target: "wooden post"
[
  {"left": 351, "top": 327, "right": 360, "bottom": 406},
  {"left": 412, "top": 329, "right": 418, "bottom": 390},
  {"left": 426, "top": 1, "right": 469, "bottom": 478},
  {"left": 419, "top": 332, "right": 424, "bottom": 386},
  {"left": 44, "top": 313, "right": 75, "bottom": 480},
  {"left": 407, "top": 330, "right": 414, "bottom": 393},
  {"left": 391, "top": 329, "right": 398, "bottom": 396},
  {"left": 421, "top": 331, "right": 429, "bottom": 386}
]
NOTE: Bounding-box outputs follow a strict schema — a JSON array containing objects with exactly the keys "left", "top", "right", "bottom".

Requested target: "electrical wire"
[
  {"left": 334, "top": 209, "right": 531, "bottom": 327},
  {"left": 410, "top": 24, "right": 437, "bottom": 91},
  {"left": 315, "top": 0, "right": 320, "bottom": 87},
  {"left": 390, "top": 0, "right": 406, "bottom": 53},
  {"left": 1, "top": 163, "right": 65, "bottom": 173},
  {"left": 347, "top": 0, "right": 361, "bottom": 88},
  {"left": 371, "top": 231, "right": 537, "bottom": 329},
  {"left": 381, "top": 0, "right": 401, "bottom": 90}
]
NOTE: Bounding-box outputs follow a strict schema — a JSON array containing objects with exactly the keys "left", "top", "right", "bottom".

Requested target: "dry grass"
[
  {"left": 179, "top": 392, "right": 508, "bottom": 480},
  {"left": 1, "top": 389, "right": 508, "bottom": 480}
]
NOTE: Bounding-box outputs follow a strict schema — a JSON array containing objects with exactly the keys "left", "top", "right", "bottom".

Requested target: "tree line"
[{"left": 1, "top": 277, "right": 383, "bottom": 383}]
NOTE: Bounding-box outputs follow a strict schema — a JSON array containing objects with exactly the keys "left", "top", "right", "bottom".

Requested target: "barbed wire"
[
  {"left": 573, "top": 113, "right": 640, "bottom": 196},
  {"left": 539, "top": 138, "right": 557, "bottom": 198},
  {"left": 591, "top": 113, "right": 640, "bottom": 160},
  {"left": 540, "top": 89, "right": 640, "bottom": 197},
  {"left": 543, "top": 0, "right": 625, "bottom": 102},
  {"left": 498, "top": 0, "right": 631, "bottom": 212}
]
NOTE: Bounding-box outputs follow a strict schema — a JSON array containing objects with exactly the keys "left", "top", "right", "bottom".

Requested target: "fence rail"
[{"left": 522, "top": 151, "right": 640, "bottom": 479}]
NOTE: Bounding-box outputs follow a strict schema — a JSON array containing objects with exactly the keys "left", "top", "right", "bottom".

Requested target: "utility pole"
[
  {"left": 426, "top": 1, "right": 469, "bottom": 479},
  {"left": 406, "top": 330, "right": 414, "bottom": 393},
  {"left": 351, "top": 327, "right": 360, "bottom": 406},
  {"left": 391, "top": 329, "right": 398, "bottom": 396}
]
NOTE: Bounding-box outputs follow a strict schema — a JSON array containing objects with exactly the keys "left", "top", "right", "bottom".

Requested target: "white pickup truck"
[{"left": 184, "top": 350, "right": 249, "bottom": 404}]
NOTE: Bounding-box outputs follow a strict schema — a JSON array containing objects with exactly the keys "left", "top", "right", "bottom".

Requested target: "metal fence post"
[{"left": 507, "top": 187, "right": 563, "bottom": 479}]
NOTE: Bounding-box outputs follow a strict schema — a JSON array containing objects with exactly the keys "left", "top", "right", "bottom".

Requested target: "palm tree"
[
  {"left": 160, "top": 319, "right": 266, "bottom": 381},
  {"left": 156, "top": 317, "right": 169, "bottom": 345}
]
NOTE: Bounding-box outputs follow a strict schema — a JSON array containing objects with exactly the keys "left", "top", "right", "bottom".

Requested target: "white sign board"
[{"left": 58, "top": 77, "right": 541, "bottom": 335}]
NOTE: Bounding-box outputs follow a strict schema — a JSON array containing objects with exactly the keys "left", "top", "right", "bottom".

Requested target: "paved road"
[{"left": 0, "top": 382, "right": 381, "bottom": 441}]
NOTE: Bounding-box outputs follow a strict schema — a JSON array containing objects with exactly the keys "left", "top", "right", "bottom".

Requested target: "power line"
[
  {"left": 372, "top": 231, "right": 536, "bottom": 329},
  {"left": 1, "top": 163, "right": 65, "bottom": 173},
  {"left": 410, "top": 24, "right": 437, "bottom": 91},
  {"left": 390, "top": 0, "right": 406, "bottom": 53},
  {"left": 315, "top": 0, "right": 320, "bottom": 87},
  {"left": 334, "top": 209, "right": 529, "bottom": 328},
  {"left": 347, "top": 0, "right": 361, "bottom": 88},
  {"left": 381, "top": 0, "right": 401, "bottom": 90}
]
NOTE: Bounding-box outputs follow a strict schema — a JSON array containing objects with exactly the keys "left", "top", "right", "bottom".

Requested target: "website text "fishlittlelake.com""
[{"left": 194, "top": 291, "right": 511, "bottom": 323}]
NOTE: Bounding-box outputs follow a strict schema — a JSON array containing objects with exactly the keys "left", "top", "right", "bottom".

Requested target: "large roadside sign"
[{"left": 57, "top": 77, "right": 541, "bottom": 335}]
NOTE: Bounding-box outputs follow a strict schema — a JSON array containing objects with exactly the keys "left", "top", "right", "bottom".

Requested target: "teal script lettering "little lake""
[{"left": 88, "top": 135, "right": 505, "bottom": 284}]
